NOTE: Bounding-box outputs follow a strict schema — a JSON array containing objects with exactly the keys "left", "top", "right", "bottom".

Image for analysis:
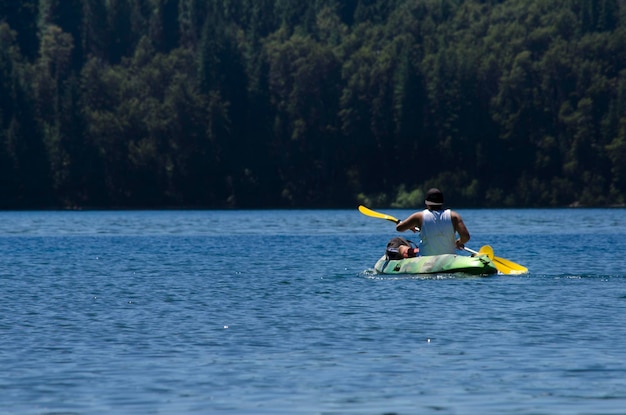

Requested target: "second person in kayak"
[{"left": 395, "top": 188, "right": 470, "bottom": 256}]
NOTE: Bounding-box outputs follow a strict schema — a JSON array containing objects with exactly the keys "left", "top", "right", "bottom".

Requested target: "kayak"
[{"left": 374, "top": 253, "right": 498, "bottom": 276}]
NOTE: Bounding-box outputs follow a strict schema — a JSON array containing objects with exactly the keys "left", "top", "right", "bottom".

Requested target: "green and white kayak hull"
[{"left": 374, "top": 254, "right": 498, "bottom": 276}]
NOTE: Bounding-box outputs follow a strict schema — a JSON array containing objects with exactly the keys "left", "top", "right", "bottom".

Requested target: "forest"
[{"left": 1, "top": 0, "right": 625, "bottom": 209}]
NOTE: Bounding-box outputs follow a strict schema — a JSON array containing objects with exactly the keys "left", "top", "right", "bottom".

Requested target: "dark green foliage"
[
  {"left": 0, "top": 0, "right": 39, "bottom": 60},
  {"left": 1, "top": 0, "right": 626, "bottom": 208},
  {"left": 0, "top": 23, "right": 52, "bottom": 207}
]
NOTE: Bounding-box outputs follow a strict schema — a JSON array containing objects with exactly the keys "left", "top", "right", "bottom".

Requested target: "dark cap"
[{"left": 425, "top": 188, "right": 444, "bottom": 206}]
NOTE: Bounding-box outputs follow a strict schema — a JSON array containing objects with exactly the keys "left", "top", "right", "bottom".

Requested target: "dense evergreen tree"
[
  {"left": 0, "top": 0, "right": 39, "bottom": 60},
  {"left": 0, "top": 0, "right": 626, "bottom": 208}
]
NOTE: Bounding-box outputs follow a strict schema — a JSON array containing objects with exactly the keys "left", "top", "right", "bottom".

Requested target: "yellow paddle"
[
  {"left": 358, "top": 205, "right": 400, "bottom": 224},
  {"left": 358, "top": 205, "right": 528, "bottom": 275},
  {"left": 464, "top": 245, "right": 528, "bottom": 275}
]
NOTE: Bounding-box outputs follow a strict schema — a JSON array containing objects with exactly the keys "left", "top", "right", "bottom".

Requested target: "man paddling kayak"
[{"left": 395, "top": 188, "right": 470, "bottom": 256}]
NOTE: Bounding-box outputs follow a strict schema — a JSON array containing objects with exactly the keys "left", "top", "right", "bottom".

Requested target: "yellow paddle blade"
[
  {"left": 493, "top": 256, "right": 528, "bottom": 275},
  {"left": 358, "top": 205, "right": 400, "bottom": 224},
  {"left": 478, "top": 245, "right": 528, "bottom": 275},
  {"left": 478, "top": 245, "right": 494, "bottom": 259}
]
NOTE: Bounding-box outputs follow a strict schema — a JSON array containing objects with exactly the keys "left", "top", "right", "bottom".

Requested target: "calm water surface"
[{"left": 1, "top": 209, "right": 626, "bottom": 415}]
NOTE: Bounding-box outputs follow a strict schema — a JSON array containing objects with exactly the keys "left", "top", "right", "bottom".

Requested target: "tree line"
[{"left": 1, "top": 0, "right": 625, "bottom": 209}]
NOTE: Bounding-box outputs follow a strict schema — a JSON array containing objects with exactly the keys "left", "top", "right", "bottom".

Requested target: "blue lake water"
[{"left": 1, "top": 208, "right": 626, "bottom": 414}]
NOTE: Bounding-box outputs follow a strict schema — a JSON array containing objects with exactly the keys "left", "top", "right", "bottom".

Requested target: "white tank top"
[{"left": 419, "top": 209, "right": 456, "bottom": 256}]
